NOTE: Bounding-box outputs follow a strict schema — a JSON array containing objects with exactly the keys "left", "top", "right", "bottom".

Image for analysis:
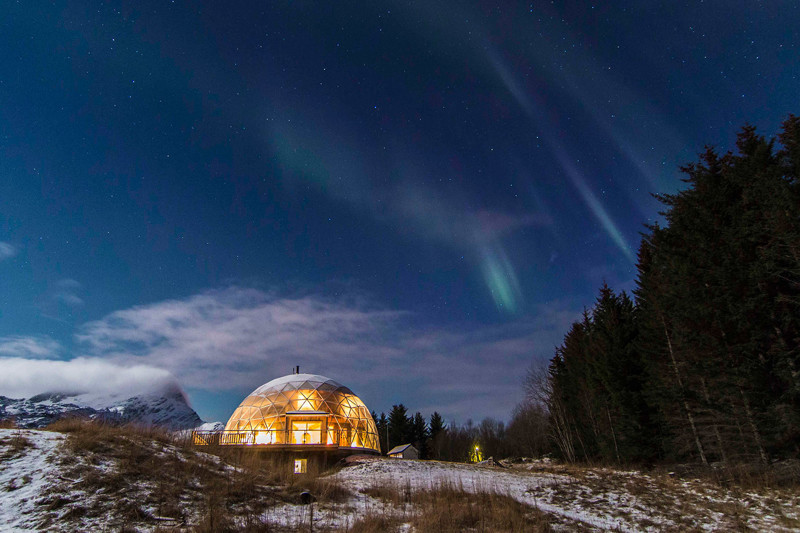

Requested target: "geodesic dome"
[{"left": 222, "top": 373, "right": 380, "bottom": 453}]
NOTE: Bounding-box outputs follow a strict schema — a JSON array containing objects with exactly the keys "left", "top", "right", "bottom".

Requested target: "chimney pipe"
[{"left": 296, "top": 365, "right": 300, "bottom": 374}]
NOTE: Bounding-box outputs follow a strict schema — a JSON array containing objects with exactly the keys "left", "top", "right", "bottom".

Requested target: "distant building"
[{"left": 388, "top": 443, "right": 418, "bottom": 459}]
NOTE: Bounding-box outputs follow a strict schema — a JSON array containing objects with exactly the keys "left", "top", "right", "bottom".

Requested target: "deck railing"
[
  {"left": 191, "top": 428, "right": 379, "bottom": 450},
  {"left": 192, "top": 429, "right": 340, "bottom": 446}
]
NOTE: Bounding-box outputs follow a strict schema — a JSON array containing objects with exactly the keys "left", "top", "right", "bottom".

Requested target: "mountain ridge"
[{"left": 0, "top": 384, "right": 203, "bottom": 429}]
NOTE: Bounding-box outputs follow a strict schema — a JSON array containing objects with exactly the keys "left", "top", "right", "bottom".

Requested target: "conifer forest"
[{"left": 542, "top": 116, "right": 800, "bottom": 466}]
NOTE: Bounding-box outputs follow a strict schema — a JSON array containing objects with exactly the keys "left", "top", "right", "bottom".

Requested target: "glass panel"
[
  {"left": 351, "top": 428, "right": 362, "bottom": 448},
  {"left": 254, "top": 429, "right": 278, "bottom": 444},
  {"left": 294, "top": 390, "right": 319, "bottom": 411},
  {"left": 290, "top": 420, "right": 322, "bottom": 444},
  {"left": 224, "top": 379, "right": 381, "bottom": 452}
]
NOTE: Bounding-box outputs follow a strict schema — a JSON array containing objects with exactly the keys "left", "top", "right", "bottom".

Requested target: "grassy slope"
[{"left": 1, "top": 422, "right": 799, "bottom": 532}]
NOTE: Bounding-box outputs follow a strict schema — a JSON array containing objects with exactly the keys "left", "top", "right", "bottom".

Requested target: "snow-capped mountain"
[
  {"left": 0, "top": 381, "right": 202, "bottom": 429},
  {"left": 195, "top": 421, "right": 224, "bottom": 431}
]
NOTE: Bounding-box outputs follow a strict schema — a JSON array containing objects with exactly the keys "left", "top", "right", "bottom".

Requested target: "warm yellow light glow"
[
  {"left": 254, "top": 430, "right": 275, "bottom": 445},
  {"left": 221, "top": 374, "right": 380, "bottom": 452},
  {"left": 293, "top": 389, "right": 322, "bottom": 411},
  {"left": 470, "top": 444, "right": 483, "bottom": 463},
  {"left": 291, "top": 421, "right": 322, "bottom": 444}
]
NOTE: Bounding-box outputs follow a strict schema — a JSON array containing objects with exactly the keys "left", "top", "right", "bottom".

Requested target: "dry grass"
[
  {"left": 361, "top": 484, "right": 407, "bottom": 505},
  {"left": 342, "top": 482, "right": 551, "bottom": 533},
  {"left": 0, "top": 430, "right": 35, "bottom": 461},
  {"left": 27, "top": 422, "right": 797, "bottom": 532},
  {"left": 777, "top": 513, "right": 800, "bottom": 528},
  {"left": 338, "top": 515, "right": 403, "bottom": 532},
  {"left": 342, "top": 484, "right": 552, "bottom": 533},
  {"left": 45, "top": 417, "right": 175, "bottom": 448},
  {"left": 40, "top": 419, "right": 271, "bottom": 529},
  {"left": 0, "top": 419, "right": 18, "bottom": 429},
  {"left": 514, "top": 459, "right": 800, "bottom": 532},
  {"left": 521, "top": 457, "right": 800, "bottom": 491},
  {"left": 282, "top": 476, "right": 353, "bottom": 504},
  {"left": 38, "top": 419, "right": 354, "bottom": 531},
  {"left": 410, "top": 484, "right": 551, "bottom": 533},
  {"left": 709, "top": 461, "right": 799, "bottom": 491},
  {"left": 5, "top": 473, "right": 34, "bottom": 493}
]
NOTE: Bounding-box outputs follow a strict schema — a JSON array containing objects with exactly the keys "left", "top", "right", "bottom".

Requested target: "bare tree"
[{"left": 524, "top": 359, "right": 576, "bottom": 462}]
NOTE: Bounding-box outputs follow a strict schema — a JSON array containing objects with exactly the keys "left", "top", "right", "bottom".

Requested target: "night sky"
[{"left": 1, "top": 2, "right": 798, "bottom": 424}]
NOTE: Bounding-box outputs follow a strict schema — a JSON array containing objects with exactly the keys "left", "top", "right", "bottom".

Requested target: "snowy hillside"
[
  {"left": 332, "top": 456, "right": 800, "bottom": 531},
  {"left": 0, "top": 429, "right": 65, "bottom": 531},
  {"left": 0, "top": 381, "right": 202, "bottom": 430},
  {"left": 1, "top": 428, "right": 798, "bottom": 532}
]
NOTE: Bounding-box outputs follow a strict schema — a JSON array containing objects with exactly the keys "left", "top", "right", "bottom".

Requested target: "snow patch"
[{"left": 0, "top": 429, "right": 65, "bottom": 532}]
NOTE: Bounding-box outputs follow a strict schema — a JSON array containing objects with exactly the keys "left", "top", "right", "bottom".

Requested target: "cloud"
[
  {"left": 37, "top": 278, "right": 86, "bottom": 322},
  {"left": 56, "top": 279, "right": 82, "bottom": 290},
  {"left": 53, "top": 278, "right": 84, "bottom": 307},
  {"left": 75, "top": 287, "right": 579, "bottom": 421},
  {"left": 0, "top": 336, "right": 61, "bottom": 359},
  {"left": 0, "top": 285, "right": 577, "bottom": 420},
  {"left": 378, "top": 303, "right": 579, "bottom": 421},
  {"left": 0, "top": 357, "right": 175, "bottom": 399},
  {"left": 0, "top": 242, "right": 17, "bottom": 261},
  {"left": 54, "top": 293, "right": 85, "bottom": 306},
  {"left": 77, "top": 287, "right": 408, "bottom": 391}
]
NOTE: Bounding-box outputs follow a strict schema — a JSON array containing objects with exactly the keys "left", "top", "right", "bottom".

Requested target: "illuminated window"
[
  {"left": 291, "top": 420, "right": 322, "bottom": 444},
  {"left": 254, "top": 430, "right": 275, "bottom": 444},
  {"left": 351, "top": 427, "right": 363, "bottom": 448},
  {"left": 295, "top": 390, "right": 319, "bottom": 411},
  {"left": 294, "top": 458, "right": 307, "bottom": 474}
]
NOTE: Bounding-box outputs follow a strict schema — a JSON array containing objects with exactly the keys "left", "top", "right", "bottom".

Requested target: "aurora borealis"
[{"left": 1, "top": 2, "right": 797, "bottom": 423}]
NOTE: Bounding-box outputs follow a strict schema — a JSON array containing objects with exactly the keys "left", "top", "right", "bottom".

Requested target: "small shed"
[{"left": 387, "top": 444, "right": 418, "bottom": 459}]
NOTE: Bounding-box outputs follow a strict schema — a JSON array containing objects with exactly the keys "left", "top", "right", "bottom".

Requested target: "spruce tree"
[
  {"left": 375, "top": 412, "right": 389, "bottom": 454},
  {"left": 635, "top": 117, "right": 800, "bottom": 462},
  {"left": 428, "top": 412, "right": 446, "bottom": 459},
  {"left": 410, "top": 412, "right": 429, "bottom": 459},
  {"left": 388, "top": 404, "right": 410, "bottom": 450}
]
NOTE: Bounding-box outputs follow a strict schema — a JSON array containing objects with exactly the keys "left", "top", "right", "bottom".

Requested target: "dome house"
[{"left": 193, "top": 369, "right": 380, "bottom": 463}]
